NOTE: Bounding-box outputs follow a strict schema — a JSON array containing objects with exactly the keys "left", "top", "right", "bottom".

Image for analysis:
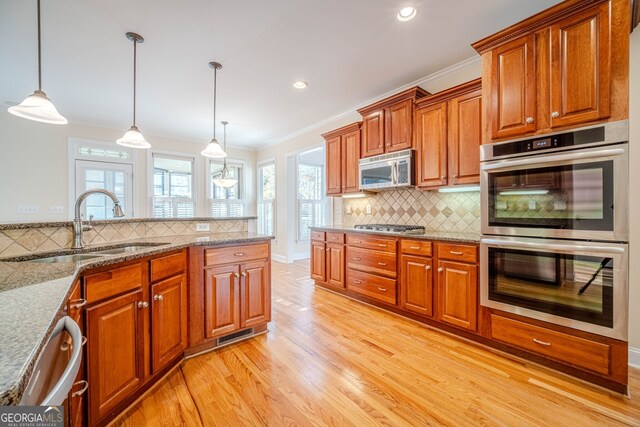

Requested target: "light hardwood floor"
[{"left": 112, "top": 259, "right": 640, "bottom": 426}]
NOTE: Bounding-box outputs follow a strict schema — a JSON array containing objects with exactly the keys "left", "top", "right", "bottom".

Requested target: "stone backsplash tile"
[
  {"left": 0, "top": 219, "right": 248, "bottom": 257},
  {"left": 340, "top": 189, "right": 481, "bottom": 233}
]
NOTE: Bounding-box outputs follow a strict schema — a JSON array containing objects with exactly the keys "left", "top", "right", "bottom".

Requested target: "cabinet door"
[
  {"left": 326, "top": 243, "right": 345, "bottom": 289},
  {"left": 550, "top": 3, "right": 610, "bottom": 128},
  {"left": 310, "top": 242, "right": 326, "bottom": 282},
  {"left": 400, "top": 254, "right": 433, "bottom": 317},
  {"left": 385, "top": 99, "right": 413, "bottom": 152},
  {"left": 87, "top": 290, "right": 145, "bottom": 425},
  {"left": 341, "top": 129, "right": 361, "bottom": 193},
  {"left": 151, "top": 274, "right": 187, "bottom": 374},
  {"left": 449, "top": 90, "right": 482, "bottom": 185},
  {"left": 491, "top": 35, "right": 536, "bottom": 139},
  {"left": 204, "top": 264, "right": 241, "bottom": 339},
  {"left": 241, "top": 260, "right": 271, "bottom": 328},
  {"left": 326, "top": 135, "right": 342, "bottom": 195},
  {"left": 437, "top": 261, "right": 477, "bottom": 331},
  {"left": 415, "top": 102, "right": 448, "bottom": 188},
  {"left": 361, "top": 110, "right": 385, "bottom": 157}
]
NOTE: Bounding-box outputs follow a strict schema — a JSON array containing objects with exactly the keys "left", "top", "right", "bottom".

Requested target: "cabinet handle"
[
  {"left": 533, "top": 338, "right": 551, "bottom": 347},
  {"left": 154, "top": 294, "right": 164, "bottom": 301},
  {"left": 425, "top": 265, "right": 431, "bottom": 270},
  {"left": 378, "top": 243, "right": 387, "bottom": 247},
  {"left": 526, "top": 117, "right": 534, "bottom": 124},
  {"left": 71, "top": 298, "right": 87, "bottom": 309},
  {"left": 353, "top": 257, "right": 361, "bottom": 261},
  {"left": 378, "top": 262, "right": 387, "bottom": 266},
  {"left": 331, "top": 236, "right": 339, "bottom": 240},
  {"left": 72, "top": 380, "right": 89, "bottom": 397},
  {"left": 551, "top": 111, "right": 560, "bottom": 119},
  {"left": 234, "top": 252, "right": 245, "bottom": 257},
  {"left": 137, "top": 301, "right": 149, "bottom": 308},
  {"left": 377, "top": 287, "right": 387, "bottom": 292},
  {"left": 437, "top": 267, "right": 443, "bottom": 272},
  {"left": 450, "top": 251, "right": 463, "bottom": 255},
  {"left": 354, "top": 240, "right": 362, "bottom": 244},
  {"left": 81, "top": 336, "right": 87, "bottom": 346},
  {"left": 453, "top": 174, "right": 458, "bottom": 178},
  {"left": 354, "top": 280, "right": 362, "bottom": 284},
  {"left": 440, "top": 176, "right": 446, "bottom": 180},
  {"left": 410, "top": 246, "right": 421, "bottom": 250}
]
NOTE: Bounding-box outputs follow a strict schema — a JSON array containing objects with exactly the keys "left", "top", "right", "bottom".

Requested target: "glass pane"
[
  {"left": 83, "top": 169, "right": 126, "bottom": 219},
  {"left": 210, "top": 162, "right": 242, "bottom": 199},
  {"left": 260, "top": 164, "right": 276, "bottom": 201},
  {"left": 361, "top": 165, "right": 393, "bottom": 185}
]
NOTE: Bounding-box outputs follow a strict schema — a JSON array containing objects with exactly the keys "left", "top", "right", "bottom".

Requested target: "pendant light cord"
[
  {"left": 37, "top": 0, "right": 42, "bottom": 91},
  {"left": 212, "top": 67, "right": 217, "bottom": 140},
  {"left": 132, "top": 37, "right": 137, "bottom": 126}
]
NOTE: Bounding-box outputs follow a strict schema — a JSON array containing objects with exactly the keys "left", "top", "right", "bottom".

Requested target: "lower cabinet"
[
  {"left": 310, "top": 241, "right": 326, "bottom": 282},
  {"left": 310, "top": 233, "right": 345, "bottom": 290},
  {"left": 151, "top": 274, "right": 187, "bottom": 374},
  {"left": 326, "top": 243, "right": 345, "bottom": 289},
  {"left": 437, "top": 260, "right": 478, "bottom": 332},
  {"left": 204, "top": 264, "right": 241, "bottom": 339},
  {"left": 400, "top": 254, "right": 433, "bottom": 317},
  {"left": 242, "top": 260, "right": 271, "bottom": 328}
]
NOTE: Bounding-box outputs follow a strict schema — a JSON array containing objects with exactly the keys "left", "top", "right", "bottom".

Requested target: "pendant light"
[
  {"left": 201, "top": 62, "right": 227, "bottom": 158},
  {"left": 212, "top": 121, "right": 238, "bottom": 188},
  {"left": 8, "top": 0, "right": 67, "bottom": 124},
  {"left": 116, "top": 32, "right": 150, "bottom": 149}
]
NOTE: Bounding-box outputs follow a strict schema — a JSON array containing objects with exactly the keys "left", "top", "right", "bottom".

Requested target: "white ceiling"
[{"left": 0, "top": 0, "right": 560, "bottom": 149}]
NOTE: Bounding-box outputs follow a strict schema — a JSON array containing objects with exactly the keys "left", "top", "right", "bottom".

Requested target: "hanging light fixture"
[
  {"left": 212, "top": 121, "right": 238, "bottom": 188},
  {"left": 116, "top": 32, "right": 150, "bottom": 149},
  {"left": 8, "top": 0, "right": 67, "bottom": 124},
  {"left": 201, "top": 62, "right": 227, "bottom": 158}
]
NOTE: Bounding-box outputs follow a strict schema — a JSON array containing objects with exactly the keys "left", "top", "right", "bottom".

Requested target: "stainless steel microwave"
[{"left": 359, "top": 149, "right": 414, "bottom": 191}]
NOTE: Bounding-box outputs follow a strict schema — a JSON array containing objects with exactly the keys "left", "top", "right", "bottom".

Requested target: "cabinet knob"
[
  {"left": 234, "top": 272, "right": 240, "bottom": 278},
  {"left": 440, "top": 176, "right": 446, "bottom": 180},
  {"left": 137, "top": 301, "right": 149, "bottom": 308},
  {"left": 452, "top": 174, "right": 458, "bottom": 178},
  {"left": 241, "top": 272, "right": 247, "bottom": 278},
  {"left": 437, "top": 267, "right": 444, "bottom": 273},
  {"left": 551, "top": 111, "right": 560, "bottom": 119},
  {"left": 154, "top": 294, "right": 164, "bottom": 301},
  {"left": 425, "top": 265, "right": 431, "bottom": 270},
  {"left": 526, "top": 117, "right": 534, "bottom": 124}
]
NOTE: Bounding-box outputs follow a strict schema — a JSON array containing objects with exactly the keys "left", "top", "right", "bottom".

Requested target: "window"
[
  {"left": 71, "top": 140, "right": 135, "bottom": 220},
  {"left": 297, "top": 148, "right": 330, "bottom": 241},
  {"left": 208, "top": 160, "right": 245, "bottom": 217},
  {"left": 257, "top": 161, "right": 276, "bottom": 235},
  {"left": 151, "top": 154, "right": 196, "bottom": 218}
]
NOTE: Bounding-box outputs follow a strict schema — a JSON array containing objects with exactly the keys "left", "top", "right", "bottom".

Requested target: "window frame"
[
  {"left": 257, "top": 158, "right": 276, "bottom": 236},
  {"left": 147, "top": 150, "right": 198, "bottom": 219},
  {"left": 295, "top": 155, "right": 329, "bottom": 242},
  {"left": 206, "top": 158, "right": 247, "bottom": 218}
]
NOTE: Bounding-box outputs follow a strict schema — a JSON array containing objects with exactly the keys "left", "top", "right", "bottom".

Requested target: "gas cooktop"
[{"left": 354, "top": 224, "right": 425, "bottom": 234}]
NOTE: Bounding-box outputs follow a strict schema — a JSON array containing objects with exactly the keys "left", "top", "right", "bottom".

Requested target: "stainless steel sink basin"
[
  {"left": 31, "top": 254, "right": 107, "bottom": 263},
  {"left": 92, "top": 245, "right": 165, "bottom": 255}
]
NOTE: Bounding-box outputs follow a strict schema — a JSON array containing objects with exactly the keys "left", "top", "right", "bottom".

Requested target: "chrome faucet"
[{"left": 73, "top": 189, "right": 125, "bottom": 249}]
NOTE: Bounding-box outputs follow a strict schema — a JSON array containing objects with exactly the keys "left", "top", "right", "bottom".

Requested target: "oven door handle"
[
  {"left": 481, "top": 238, "right": 625, "bottom": 255},
  {"left": 481, "top": 147, "right": 625, "bottom": 172}
]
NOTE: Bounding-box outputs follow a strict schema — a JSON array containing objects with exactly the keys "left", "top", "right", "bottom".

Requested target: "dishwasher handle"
[{"left": 41, "top": 316, "right": 83, "bottom": 406}]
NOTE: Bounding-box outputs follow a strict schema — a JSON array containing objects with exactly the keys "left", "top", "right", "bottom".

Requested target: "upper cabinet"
[
  {"left": 322, "top": 122, "right": 362, "bottom": 196},
  {"left": 358, "top": 87, "right": 429, "bottom": 158},
  {"left": 414, "top": 79, "right": 482, "bottom": 189},
  {"left": 473, "top": 0, "right": 629, "bottom": 143}
]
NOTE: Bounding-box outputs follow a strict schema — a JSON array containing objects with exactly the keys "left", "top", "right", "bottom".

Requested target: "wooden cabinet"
[
  {"left": 204, "top": 264, "right": 241, "bottom": 339},
  {"left": 241, "top": 260, "right": 271, "bottom": 328},
  {"left": 310, "top": 241, "right": 326, "bottom": 282},
  {"left": 358, "top": 86, "right": 429, "bottom": 158},
  {"left": 400, "top": 254, "right": 433, "bottom": 317},
  {"left": 86, "top": 289, "right": 145, "bottom": 425},
  {"left": 67, "top": 280, "right": 86, "bottom": 427},
  {"left": 310, "top": 232, "right": 345, "bottom": 289},
  {"left": 322, "top": 122, "right": 362, "bottom": 196},
  {"left": 415, "top": 79, "right": 482, "bottom": 189},
  {"left": 473, "top": 0, "right": 628, "bottom": 143},
  {"left": 437, "top": 260, "right": 478, "bottom": 332},
  {"left": 326, "top": 243, "right": 345, "bottom": 289},
  {"left": 150, "top": 274, "right": 187, "bottom": 374}
]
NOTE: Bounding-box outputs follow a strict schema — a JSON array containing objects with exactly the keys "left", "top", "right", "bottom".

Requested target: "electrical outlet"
[
  {"left": 48, "top": 206, "right": 64, "bottom": 214},
  {"left": 528, "top": 200, "right": 536, "bottom": 210},
  {"left": 554, "top": 200, "right": 567, "bottom": 210},
  {"left": 346, "top": 205, "right": 352, "bottom": 214},
  {"left": 366, "top": 204, "right": 372, "bottom": 214},
  {"left": 17, "top": 205, "right": 39, "bottom": 214},
  {"left": 196, "top": 223, "right": 210, "bottom": 232}
]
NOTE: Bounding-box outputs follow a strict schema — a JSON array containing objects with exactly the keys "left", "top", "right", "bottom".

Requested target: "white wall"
[
  {"left": 628, "top": 29, "right": 639, "bottom": 357},
  {"left": 255, "top": 57, "right": 482, "bottom": 261},
  {"left": 0, "top": 111, "right": 256, "bottom": 222}
]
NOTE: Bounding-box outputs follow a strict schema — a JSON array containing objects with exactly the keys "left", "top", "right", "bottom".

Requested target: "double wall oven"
[{"left": 480, "top": 121, "right": 629, "bottom": 340}]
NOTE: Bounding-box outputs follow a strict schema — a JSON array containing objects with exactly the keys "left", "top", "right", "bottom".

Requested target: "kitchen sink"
[
  {"left": 92, "top": 244, "right": 168, "bottom": 255},
  {"left": 30, "top": 254, "right": 108, "bottom": 263}
]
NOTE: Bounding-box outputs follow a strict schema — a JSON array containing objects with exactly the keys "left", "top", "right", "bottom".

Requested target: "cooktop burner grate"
[{"left": 354, "top": 224, "right": 426, "bottom": 234}]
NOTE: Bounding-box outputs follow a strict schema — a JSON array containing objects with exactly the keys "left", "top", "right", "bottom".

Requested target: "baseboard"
[
  {"left": 272, "top": 253, "right": 287, "bottom": 263},
  {"left": 630, "top": 347, "right": 640, "bottom": 368},
  {"left": 291, "top": 253, "right": 309, "bottom": 262}
]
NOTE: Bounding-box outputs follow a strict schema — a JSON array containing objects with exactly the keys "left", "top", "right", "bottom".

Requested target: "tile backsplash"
[
  {"left": 339, "top": 189, "right": 480, "bottom": 233},
  {"left": 0, "top": 219, "right": 250, "bottom": 258}
]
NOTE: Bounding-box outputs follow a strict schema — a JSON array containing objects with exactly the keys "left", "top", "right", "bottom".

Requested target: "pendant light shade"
[
  {"left": 8, "top": 0, "right": 67, "bottom": 125},
  {"left": 212, "top": 121, "right": 238, "bottom": 188},
  {"left": 201, "top": 62, "right": 227, "bottom": 158},
  {"left": 117, "top": 32, "right": 150, "bottom": 149}
]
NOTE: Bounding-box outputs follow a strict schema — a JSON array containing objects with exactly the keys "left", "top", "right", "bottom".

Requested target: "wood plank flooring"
[{"left": 111, "top": 259, "right": 640, "bottom": 426}]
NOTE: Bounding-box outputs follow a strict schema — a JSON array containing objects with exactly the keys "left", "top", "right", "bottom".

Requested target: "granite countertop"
[
  {"left": 0, "top": 231, "right": 273, "bottom": 406},
  {"left": 310, "top": 225, "right": 481, "bottom": 243}
]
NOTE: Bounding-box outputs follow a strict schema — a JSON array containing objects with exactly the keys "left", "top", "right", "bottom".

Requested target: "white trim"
[
  {"left": 206, "top": 157, "right": 247, "bottom": 213},
  {"left": 147, "top": 149, "right": 198, "bottom": 218},
  {"left": 257, "top": 158, "right": 277, "bottom": 237},
  {"left": 262, "top": 55, "right": 481, "bottom": 147},
  {"left": 630, "top": 347, "right": 640, "bottom": 368},
  {"left": 271, "top": 253, "right": 287, "bottom": 263},
  {"left": 291, "top": 252, "right": 310, "bottom": 262}
]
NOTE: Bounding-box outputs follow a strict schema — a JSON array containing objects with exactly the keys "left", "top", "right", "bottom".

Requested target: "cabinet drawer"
[
  {"left": 150, "top": 251, "right": 186, "bottom": 283},
  {"left": 347, "top": 269, "right": 397, "bottom": 305},
  {"left": 400, "top": 240, "right": 432, "bottom": 256},
  {"left": 347, "top": 234, "right": 397, "bottom": 253},
  {"left": 84, "top": 263, "right": 142, "bottom": 304},
  {"left": 311, "top": 231, "right": 325, "bottom": 241},
  {"left": 347, "top": 247, "right": 397, "bottom": 278},
  {"left": 490, "top": 314, "right": 610, "bottom": 375},
  {"left": 326, "top": 232, "right": 345, "bottom": 244},
  {"left": 437, "top": 243, "right": 478, "bottom": 263},
  {"left": 205, "top": 243, "right": 269, "bottom": 266}
]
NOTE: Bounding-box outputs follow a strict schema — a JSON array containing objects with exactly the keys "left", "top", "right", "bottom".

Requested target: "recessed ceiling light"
[
  {"left": 293, "top": 81, "right": 308, "bottom": 89},
  {"left": 397, "top": 6, "right": 417, "bottom": 21}
]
